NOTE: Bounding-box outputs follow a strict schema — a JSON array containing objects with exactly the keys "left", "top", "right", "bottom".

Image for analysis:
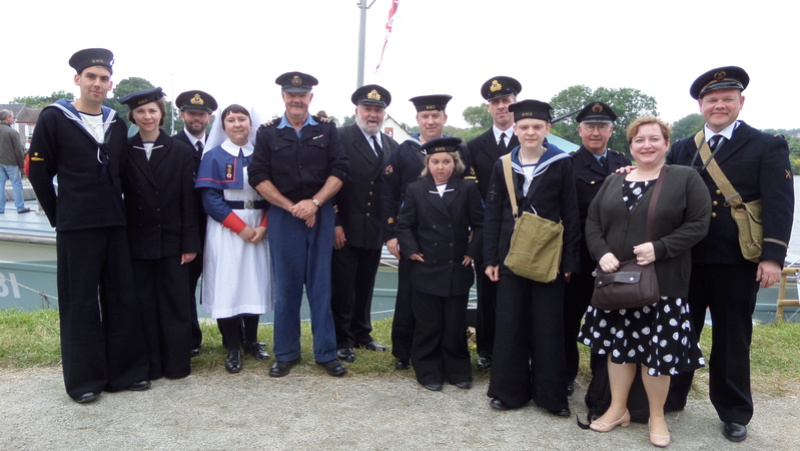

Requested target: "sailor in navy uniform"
[
  {"left": 665, "top": 66, "right": 794, "bottom": 442},
  {"left": 172, "top": 89, "right": 218, "bottom": 357},
  {"left": 381, "top": 94, "right": 474, "bottom": 370},
  {"left": 483, "top": 99, "right": 580, "bottom": 415},
  {"left": 248, "top": 72, "right": 350, "bottom": 378},
  {"left": 466, "top": 76, "right": 521, "bottom": 371},
  {"left": 28, "top": 48, "right": 150, "bottom": 403},
  {"left": 331, "top": 85, "right": 398, "bottom": 363},
  {"left": 396, "top": 137, "right": 484, "bottom": 391},
  {"left": 564, "top": 101, "right": 631, "bottom": 394},
  {"left": 119, "top": 88, "right": 200, "bottom": 380}
]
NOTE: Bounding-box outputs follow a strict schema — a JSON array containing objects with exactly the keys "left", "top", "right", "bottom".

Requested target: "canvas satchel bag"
[
  {"left": 500, "top": 154, "right": 563, "bottom": 283},
  {"left": 693, "top": 132, "right": 762, "bottom": 263},
  {"left": 591, "top": 166, "right": 666, "bottom": 310}
]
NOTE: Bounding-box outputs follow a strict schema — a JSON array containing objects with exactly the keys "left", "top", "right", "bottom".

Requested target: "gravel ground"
[{"left": 1, "top": 366, "right": 798, "bottom": 451}]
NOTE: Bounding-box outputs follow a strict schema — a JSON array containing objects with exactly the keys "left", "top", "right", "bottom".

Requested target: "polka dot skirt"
[{"left": 579, "top": 296, "right": 705, "bottom": 376}]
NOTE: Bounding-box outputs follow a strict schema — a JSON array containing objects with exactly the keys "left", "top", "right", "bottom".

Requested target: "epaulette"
[
  {"left": 610, "top": 149, "right": 625, "bottom": 155},
  {"left": 570, "top": 149, "right": 579, "bottom": 156},
  {"left": 259, "top": 117, "right": 281, "bottom": 128}
]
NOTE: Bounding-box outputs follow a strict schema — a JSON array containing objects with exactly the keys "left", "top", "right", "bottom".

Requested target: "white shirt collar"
[
  {"left": 183, "top": 129, "right": 205, "bottom": 148},
  {"left": 221, "top": 138, "right": 254, "bottom": 157},
  {"left": 704, "top": 120, "right": 739, "bottom": 142},
  {"left": 493, "top": 124, "right": 514, "bottom": 144}
]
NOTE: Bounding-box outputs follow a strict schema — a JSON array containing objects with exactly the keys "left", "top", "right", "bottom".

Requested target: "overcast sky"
[{"left": 3, "top": 0, "right": 798, "bottom": 131}]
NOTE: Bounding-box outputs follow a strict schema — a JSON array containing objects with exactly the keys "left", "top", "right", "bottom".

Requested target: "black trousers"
[
  {"left": 563, "top": 270, "right": 594, "bottom": 382},
  {"left": 218, "top": 315, "right": 260, "bottom": 352},
  {"left": 187, "top": 255, "right": 203, "bottom": 350},
  {"left": 132, "top": 257, "right": 192, "bottom": 380},
  {"left": 331, "top": 245, "right": 381, "bottom": 348},
  {"left": 488, "top": 272, "right": 568, "bottom": 411},
  {"left": 474, "top": 260, "right": 497, "bottom": 359},
  {"left": 666, "top": 263, "right": 759, "bottom": 424},
  {"left": 56, "top": 228, "right": 148, "bottom": 399},
  {"left": 411, "top": 290, "right": 471, "bottom": 386},
  {"left": 391, "top": 258, "right": 415, "bottom": 361}
]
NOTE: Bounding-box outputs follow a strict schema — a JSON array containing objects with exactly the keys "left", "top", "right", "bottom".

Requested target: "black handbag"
[{"left": 591, "top": 166, "right": 666, "bottom": 310}]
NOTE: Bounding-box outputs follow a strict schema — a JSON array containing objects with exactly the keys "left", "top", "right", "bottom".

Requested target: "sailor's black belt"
[{"left": 225, "top": 200, "right": 268, "bottom": 210}]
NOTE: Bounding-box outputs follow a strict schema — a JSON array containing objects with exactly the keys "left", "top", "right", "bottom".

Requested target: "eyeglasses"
[{"left": 580, "top": 124, "right": 612, "bottom": 132}]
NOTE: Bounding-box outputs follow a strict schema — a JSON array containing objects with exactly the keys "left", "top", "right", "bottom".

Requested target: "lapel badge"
[
  {"left": 388, "top": 217, "right": 394, "bottom": 224},
  {"left": 225, "top": 164, "right": 234, "bottom": 180},
  {"left": 385, "top": 165, "right": 393, "bottom": 175}
]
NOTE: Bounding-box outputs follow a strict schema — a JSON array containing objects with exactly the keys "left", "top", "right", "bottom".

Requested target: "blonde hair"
[{"left": 420, "top": 151, "right": 464, "bottom": 178}]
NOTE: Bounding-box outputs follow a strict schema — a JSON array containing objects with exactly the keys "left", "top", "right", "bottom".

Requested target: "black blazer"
[
  {"left": 334, "top": 124, "right": 398, "bottom": 249},
  {"left": 572, "top": 146, "right": 631, "bottom": 273},
  {"left": 666, "top": 121, "right": 794, "bottom": 265},
  {"left": 121, "top": 130, "right": 200, "bottom": 259},
  {"left": 172, "top": 129, "right": 208, "bottom": 244},
  {"left": 397, "top": 177, "right": 484, "bottom": 297},
  {"left": 468, "top": 128, "right": 519, "bottom": 201}
]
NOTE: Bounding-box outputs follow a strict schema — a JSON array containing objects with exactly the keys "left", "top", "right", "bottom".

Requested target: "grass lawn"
[{"left": 1, "top": 309, "right": 798, "bottom": 397}]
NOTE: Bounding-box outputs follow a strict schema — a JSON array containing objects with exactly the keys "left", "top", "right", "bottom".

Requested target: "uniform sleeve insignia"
[
  {"left": 385, "top": 165, "right": 393, "bottom": 175},
  {"left": 225, "top": 164, "right": 234, "bottom": 180},
  {"left": 490, "top": 80, "right": 502, "bottom": 93},
  {"left": 787, "top": 169, "right": 791, "bottom": 179},
  {"left": 31, "top": 151, "right": 44, "bottom": 162},
  {"left": 388, "top": 217, "right": 395, "bottom": 224}
]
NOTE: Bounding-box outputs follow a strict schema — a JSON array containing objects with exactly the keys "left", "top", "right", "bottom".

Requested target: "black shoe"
[
  {"left": 548, "top": 407, "right": 571, "bottom": 417},
  {"left": 225, "top": 349, "right": 242, "bottom": 373},
  {"left": 336, "top": 348, "right": 356, "bottom": 363},
  {"left": 723, "top": 422, "right": 747, "bottom": 442},
  {"left": 566, "top": 381, "right": 574, "bottom": 396},
  {"left": 244, "top": 342, "right": 270, "bottom": 360},
  {"left": 423, "top": 383, "right": 443, "bottom": 391},
  {"left": 189, "top": 347, "right": 200, "bottom": 358},
  {"left": 17, "top": 208, "right": 31, "bottom": 214},
  {"left": 490, "top": 398, "right": 510, "bottom": 411},
  {"left": 454, "top": 381, "right": 472, "bottom": 390},
  {"left": 269, "top": 359, "right": 300, "bottom": 378},
  {"left": 317, "top": 359, "right": 347, "bottom": 377},
  {"left": 72, "top": 392, "right": 100, "bottom": 404},
  {"left": 127, "top": 380, "right": 151, "bottom": 391},
  {"left": 476, "top": 356, "right": 492, "bottom": 371},
  {"left": 395, "top": 359, "right": 410, "bottom": 370},
  {"left": 357, "top": 341, "right": 388, "bottom": 352}
]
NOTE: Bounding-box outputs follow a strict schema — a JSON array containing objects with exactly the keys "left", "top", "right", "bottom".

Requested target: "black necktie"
[
  {"left": 599, "top": 156, "right": 609, "bottom": 175},
  {"left": 709, "top": 135, "right": 725, "bottom": 150},
  {"left": 196, "top": 140, "right": 204, "bottom": 154},
  {"left": 371, "top": 135, "right": 383, "bottom": 158},
  {"left": 499, "top": 132, "right": 507, "bottom": 149}
]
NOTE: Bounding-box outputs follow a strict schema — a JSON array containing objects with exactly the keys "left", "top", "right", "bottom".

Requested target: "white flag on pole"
[{"left": 375, "top": 0, "right": 399, "bottom": 72}]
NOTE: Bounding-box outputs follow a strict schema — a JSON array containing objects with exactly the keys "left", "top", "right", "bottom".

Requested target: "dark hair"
[
  {"left": 128, "top": 97, "right": 167, "bottom": 126},
  {"left": 220, "top": 104, "right": 251, "bottom": 130}
]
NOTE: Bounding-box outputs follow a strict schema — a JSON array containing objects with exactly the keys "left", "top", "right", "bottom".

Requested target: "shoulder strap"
[
  {"left": 645, "top": 165, "right": 668, "bottom": 242},
  {"left": 693, "top": 132, "right": 744, "bottom": 208},
  {"left": 501, "top": 154, "right": 519, "bottom": 217}
]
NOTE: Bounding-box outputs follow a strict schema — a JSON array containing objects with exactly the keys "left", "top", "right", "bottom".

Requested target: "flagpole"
[{"left": 356, "top": 0, "right": 377, "bottom": 89}]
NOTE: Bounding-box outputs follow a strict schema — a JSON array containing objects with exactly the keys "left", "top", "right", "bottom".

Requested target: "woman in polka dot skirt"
[{"left": 579, "top": 117, "right": 711, "bottom": 447}]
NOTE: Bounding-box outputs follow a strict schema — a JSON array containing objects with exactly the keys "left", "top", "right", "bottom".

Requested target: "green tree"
[
  {"left": 549, "top": 85, "right": 658, "bottom": 155},
  {"left": 13, "top": 90, "right": 75, "bottom": 107},
  {"left": 107, "top": 77, "right": 181, "bottom": 132},
  {"left": 342, "top": 114, "right": 355, "bottom": 126},
  {"left": 462, "top": 104, "right": 491, "bottom": 129},
  {"left": 670, "top": 114, "right": 704, "bottom": 142}
]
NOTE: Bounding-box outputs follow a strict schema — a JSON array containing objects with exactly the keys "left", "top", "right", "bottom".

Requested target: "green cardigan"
[{"left": 585, "top": 165, "right": 711, "bottom": 298}]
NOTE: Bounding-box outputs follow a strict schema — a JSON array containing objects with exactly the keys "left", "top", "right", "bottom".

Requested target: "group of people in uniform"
[{"left": 26, "top": 47, "right": 793, "bottom": 446}]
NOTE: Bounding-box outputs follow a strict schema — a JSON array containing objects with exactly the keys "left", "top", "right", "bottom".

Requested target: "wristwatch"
[{"left": 311, "top": 198, "right": 320, "bottom": 207}]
